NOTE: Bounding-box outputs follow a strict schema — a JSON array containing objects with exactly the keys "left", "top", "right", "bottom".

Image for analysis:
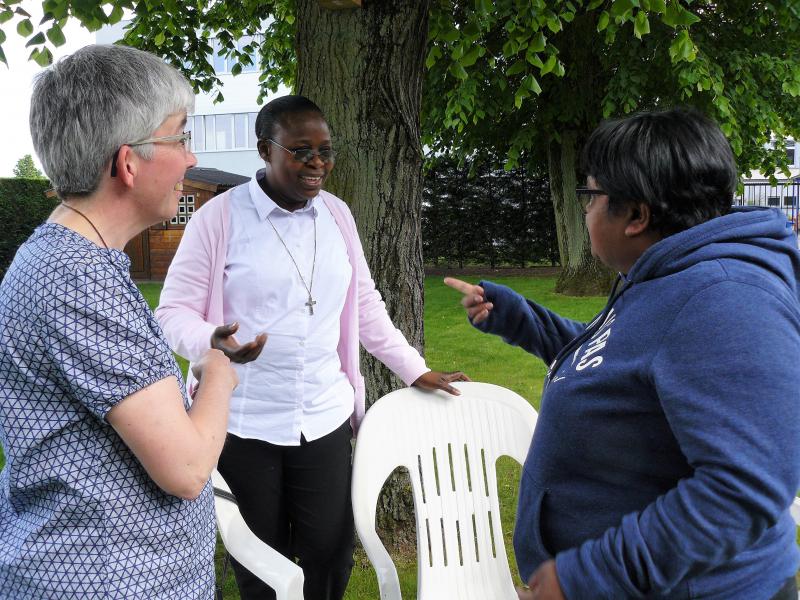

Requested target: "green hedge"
[{"left": 0, "top": 178, "right": 57, "bottom": 282}]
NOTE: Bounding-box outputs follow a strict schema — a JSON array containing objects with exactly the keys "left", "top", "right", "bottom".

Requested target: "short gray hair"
[{"left": 30, "top": 44, "right": 195, "bottom": 199}]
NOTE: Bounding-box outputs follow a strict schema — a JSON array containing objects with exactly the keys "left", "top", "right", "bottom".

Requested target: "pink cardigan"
[{"left": 155, "top": 185, "right": 429, "bottom": 432}]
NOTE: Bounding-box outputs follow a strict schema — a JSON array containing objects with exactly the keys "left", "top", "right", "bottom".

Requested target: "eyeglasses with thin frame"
[
  {"left": 575, "top": 187, "right": 608, "bottom": 214},
  {"left": 110, "top": 131, "right": 192, "bottom": 177},
  {"left": 268, "top": 139, "right": 336, "bottom": 164},
  {"left": 129, "top": 131, "right": 192, "bottom": 150}
]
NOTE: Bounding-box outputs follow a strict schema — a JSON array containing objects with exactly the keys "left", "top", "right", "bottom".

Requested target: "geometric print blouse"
[{"left": 0, "top": 224, "right": 215, "bottom": 599}]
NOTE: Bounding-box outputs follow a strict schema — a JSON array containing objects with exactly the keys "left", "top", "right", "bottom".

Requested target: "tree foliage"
[
  {"left": 119, "top": 0, "right": 296, "bottom": 104},
  {"left": 2, "top": 0, "right": 799, "bottom": 291},
  {"left": 423, "top": 0, "right": 800, "bottom": 179},
  {"left": 0, "top": 0, "right": 294, "bottom": 102},
  {"left": 420, "top": 0, "right": 800, "bottom": 292},
  {"left": 0, "top": 177, "right": 55, "bottom": 281},
  {"left": 3, "top": 1, "right": 798, "bottom": 176},
  {"left": 12, "top": 154, "right": 44, "bottom": 178}
]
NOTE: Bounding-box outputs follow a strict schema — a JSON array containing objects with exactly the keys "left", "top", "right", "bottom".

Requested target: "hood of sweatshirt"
[{"left": 625, "top": 207, "right": 800, "bottom": 298}]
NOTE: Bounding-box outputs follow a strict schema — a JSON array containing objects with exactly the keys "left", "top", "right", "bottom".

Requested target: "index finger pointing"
[{"left": 443, "top": 277, "right": 483, "bottom": 296}]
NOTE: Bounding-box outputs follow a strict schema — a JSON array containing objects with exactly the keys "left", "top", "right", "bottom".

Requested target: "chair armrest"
[
  {"left": 213, "top": 471, "right": 304, "bottom": 600},
  {"left": 353, "top": 508, "right": 402, "bottom": 600},
  {"left": 352, "top": 432, "right": 403, "bottom": 600},
  {"left": 791, "top": 497, "right": 800, "bottom": 527}
]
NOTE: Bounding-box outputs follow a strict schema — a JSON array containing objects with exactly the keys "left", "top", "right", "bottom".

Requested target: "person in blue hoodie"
[{"left": 446, "top": 108, "right": 800, "bottom": 599}]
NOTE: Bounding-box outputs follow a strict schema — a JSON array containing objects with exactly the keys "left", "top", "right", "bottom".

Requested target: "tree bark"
[
  {"left": 548, "top": 132, "right": 615, "bottom": 295},
  {"left": 294, "top": 0, "right": 431, "bottom": 547}
]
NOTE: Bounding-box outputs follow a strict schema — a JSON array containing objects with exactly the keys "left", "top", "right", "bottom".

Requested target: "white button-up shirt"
[{"left": 222, "top": 175, "right": 354, "bottom": 445}]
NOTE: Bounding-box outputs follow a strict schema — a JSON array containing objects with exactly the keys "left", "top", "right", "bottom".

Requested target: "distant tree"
[{"left": 12, "top": 155, "right": 44, "bottom": 179}]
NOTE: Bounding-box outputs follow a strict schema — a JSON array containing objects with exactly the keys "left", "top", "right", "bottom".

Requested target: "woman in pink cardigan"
[{"left": 156, "top": 95, "right": 466, "bottom": 600}]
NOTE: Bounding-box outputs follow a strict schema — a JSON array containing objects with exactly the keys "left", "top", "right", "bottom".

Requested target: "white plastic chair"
[
  {"left": 352, "top": 382, "right": 537, "bottom": 600},
  {"left": 791, "top": 497, "right": 800, "bottom": 527},
  {"left": 212, "top": 470, "right": 304, "bottom": 600}
]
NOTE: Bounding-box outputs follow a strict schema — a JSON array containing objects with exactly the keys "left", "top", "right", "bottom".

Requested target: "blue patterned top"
[{"left": 0, "top": 224, "right": 215, "bottom": 599}]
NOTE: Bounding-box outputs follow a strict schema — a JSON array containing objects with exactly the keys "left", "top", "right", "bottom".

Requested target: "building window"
[
  {"left": 768, "top": 196, "right": 780, "bottom": 207},
  {"left": 787, "top": 140, "right": 796, "bottom": 167},
  {"left": 215, "top": 114, "right": 234, "bottom": 150},
  {"left": 211, "top": 35, "right": 260, "bottom": 75},
  {"left": 204, "top": 115, "right": 216, "bottom": 151},
  {"left": 187, "top": 113, "right": 258, "bottom": 152},
  {"left": 248, "top": 112, "right": 258, "bottom": 148},
  {"left": 187, "top": 116, "right": 203, "bottom": 152},
  {"left": 238, "top": 35, "right": 259, "bottom": 73},
  {"left": 170, "top": 194, "right": 195, "bottom": 226},
  {"left": 212, "top": 38, "right": 227, "bottom": 74},
  {"left": 235, "top": 113, "right": 248, "bottom": 149},
  {"left": 784, "top": 195, "right": 798, "bottom": 207}
]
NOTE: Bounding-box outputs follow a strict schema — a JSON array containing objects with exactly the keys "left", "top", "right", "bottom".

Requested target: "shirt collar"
[{"left": 250, "top": 168, "right": 319, "bottom": 221}]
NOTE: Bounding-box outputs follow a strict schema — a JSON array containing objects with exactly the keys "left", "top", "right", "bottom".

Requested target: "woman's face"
[
  {"left": 584, "top": 175, "right": 630, "bottom": 273},
  {"left": 260, "top": 111, "right": 334, "bottom": 209},
  {"left": 584, "top": 175, "right": 660, "bottom": 274},
  {"left": 136, "top": 111, "right": 197, "bottom": 223}
]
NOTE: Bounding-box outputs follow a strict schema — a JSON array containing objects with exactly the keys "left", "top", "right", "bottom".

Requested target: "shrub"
[
  {"left": 422, "top": 158, "right": 558, "bottom": 268},
  {"left": 0, "top": 178, "right": 57, "bottom": 282}
]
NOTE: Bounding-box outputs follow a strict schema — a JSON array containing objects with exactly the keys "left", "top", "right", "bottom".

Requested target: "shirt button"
[{"left": 299, "top": 341, "right": 305, "bottom": 346}]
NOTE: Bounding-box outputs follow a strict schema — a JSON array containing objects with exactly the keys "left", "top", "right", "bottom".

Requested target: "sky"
[{"left": 0, "top": 3, "right": 94, "bottom": 177}]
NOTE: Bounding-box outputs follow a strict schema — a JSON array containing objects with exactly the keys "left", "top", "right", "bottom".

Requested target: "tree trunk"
[
  {"left": 294, "top": 0, "right": 431, "bottom": 548},
  {"left": 548, "top": 132, "right": 615, "bottom": 295}
]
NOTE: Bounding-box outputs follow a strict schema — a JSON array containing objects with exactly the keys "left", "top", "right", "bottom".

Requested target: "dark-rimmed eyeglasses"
[
  {"left": 110, "top": 131, "right": 192, "bottom": 177},
  {"left": 575, "top": 187, "right": 608, "bottom": 214},
  {"left": 268, "top": 139, "right": 336, "bottom": 164}
]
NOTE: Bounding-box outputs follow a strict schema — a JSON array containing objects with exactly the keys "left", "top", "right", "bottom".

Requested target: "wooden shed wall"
[
  {"left": 148, "top": 229, "right": 185, "bottom": 281},
  {"left": 124, "top": 180, "right": 225, "bottom": 281}
]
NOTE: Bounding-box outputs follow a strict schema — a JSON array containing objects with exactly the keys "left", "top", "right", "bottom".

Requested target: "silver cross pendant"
[{"left": 306, "top": 295, "right": 317, "bottom": 315}]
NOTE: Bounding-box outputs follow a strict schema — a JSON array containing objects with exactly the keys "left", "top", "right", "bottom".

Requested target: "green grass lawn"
[{"left": 141, "top": 275, "right": 607, "bottom": 598}]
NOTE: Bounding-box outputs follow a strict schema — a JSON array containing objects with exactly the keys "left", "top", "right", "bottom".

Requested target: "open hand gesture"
[{"left": 210, "top": 322, "right": 267, "bottom": 364}]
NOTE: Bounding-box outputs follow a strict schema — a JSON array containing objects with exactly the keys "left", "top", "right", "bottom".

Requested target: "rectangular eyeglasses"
[
  {"left": 268, "top": 139, "right": 335, "bottom": 164},
  {"left": 575, "top": 187, "right": 607, "bottom": 214},
  {"left": 110, "top": 131, "right": 192, "bottom": 176}
]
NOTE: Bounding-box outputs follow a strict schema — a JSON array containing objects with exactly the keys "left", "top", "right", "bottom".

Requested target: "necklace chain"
[
  {"left": 60, "top": 202, "right": 109, "bottom": 249},
  {"left": 265, "top": 212, "right": 317, "bottom": 315}
]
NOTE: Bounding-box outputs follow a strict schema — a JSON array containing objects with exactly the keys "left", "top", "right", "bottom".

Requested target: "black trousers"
[{"left": 217, "top": 420, "right": 355, "bottom": 600}]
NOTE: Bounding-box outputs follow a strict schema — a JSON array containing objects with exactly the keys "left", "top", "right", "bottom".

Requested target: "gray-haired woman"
[{"left": 0, "top": 44, "right": 237, "bottom": 598}]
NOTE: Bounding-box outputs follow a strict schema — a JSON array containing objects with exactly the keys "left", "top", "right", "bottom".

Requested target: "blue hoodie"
[{"left": 474, "top": 208, "right": 800, "bottom": 598}]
